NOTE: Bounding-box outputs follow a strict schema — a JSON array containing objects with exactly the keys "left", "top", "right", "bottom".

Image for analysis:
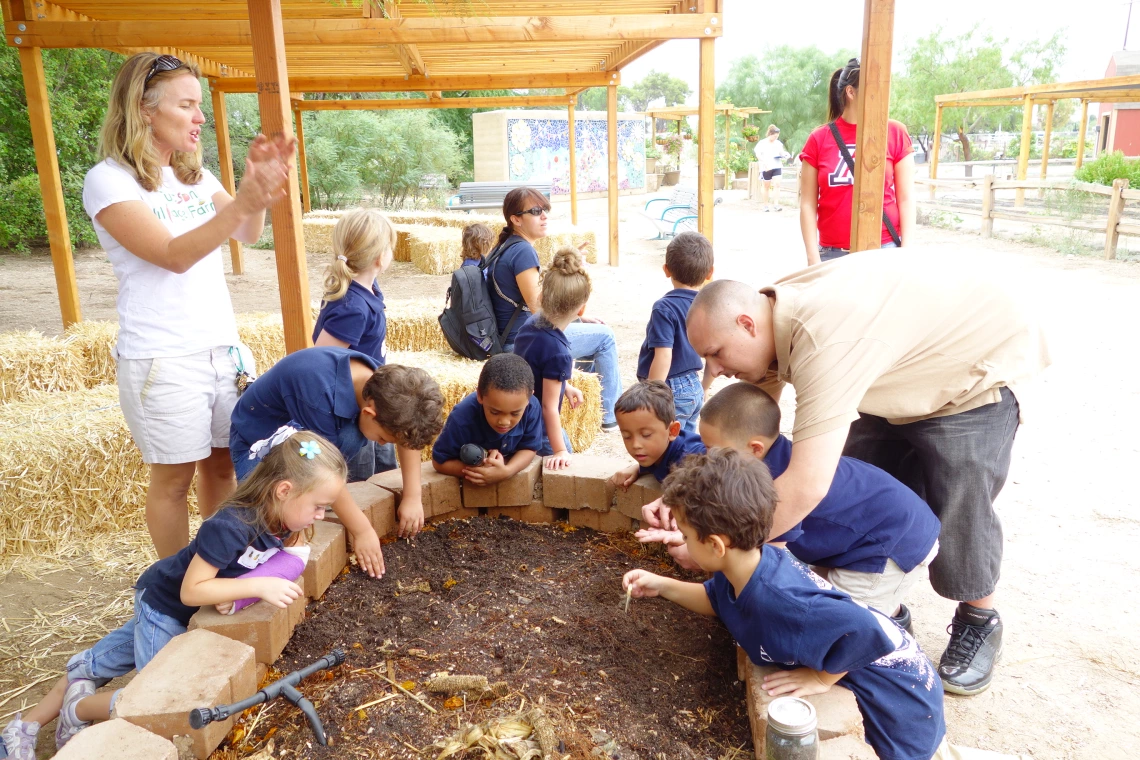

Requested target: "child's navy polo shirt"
[
  {"left": 136, "top": 506, "right": 289, "bottom": 625},
  {"left": 705, "top": 548, "right": 944, "bottom": 760},
  {"left": 230, "top": 347, "right": 378, "bottom": 480},
  {"left": 513, "top": 317, "right": 572, "bottom": 411},
  {"left": 636, "top": 288, "right": 704, "bottom": 380},
  {"left": 639, "top": 428, "right": 707, "bottom": 482},
  {"left": 461, "top": 257, "right": 482, "bottom": 268},
  {"left": 432, "top": 392, "right": 543, "bottom": 463},
  {"left": 764, "top": 435, "right": 940, "bottom": 573},
  {"left": 312, "top": 279, "right": 387, "bottom": 364},
  {"left": 488, "top": 236, "right": 540, "bottom": 345}
]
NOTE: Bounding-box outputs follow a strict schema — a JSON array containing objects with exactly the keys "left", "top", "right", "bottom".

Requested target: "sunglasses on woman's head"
[
  {"left": 145, "top": 55, "right": 184, "bottom": 85},
  {"left": 519, "top": 207, "right": 549, "bottom": 217}
]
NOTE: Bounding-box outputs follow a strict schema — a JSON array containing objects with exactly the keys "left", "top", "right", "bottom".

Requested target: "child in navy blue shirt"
[
  {"left": 636, "top": 231, "right": 714, "bottom": 434},
  {"left": 623, "top": 449, "right": 947, "bottom": 760},
  {"left": 312, "top": 208, "right": 398, "bottom": 482},
  {"left": 696, "top": 382, "right": 940, "bottom": 631},
  {"left": 432, "top": 353, "right": 543, "bottom": 486},
  {"left": 0, "top": 432, "right": 345, "bottom": 759},
  {"left": 460, "top": 222, "right": 494, "bottom": 268},
  {"left": 611, "top": 381, "right": 706, "bottom": 492},
  {"left": 513, "top": 248, "right": 589, "bottom": 469}
]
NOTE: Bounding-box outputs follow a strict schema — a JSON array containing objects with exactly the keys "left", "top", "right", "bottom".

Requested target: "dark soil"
[{"left": 238, "top": 517, "right": 750, "bottom": 759}]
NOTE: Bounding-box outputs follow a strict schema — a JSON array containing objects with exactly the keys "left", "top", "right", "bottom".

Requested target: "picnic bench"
[
  {"left": 447, "top": 181, "right": 553, "bottom": 211},
  {"left": 639, "top": 185, "right": 722, "bottom": 239}
]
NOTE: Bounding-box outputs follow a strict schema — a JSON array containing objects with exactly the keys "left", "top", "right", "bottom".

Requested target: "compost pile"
[{"left": 236, "top": 518, "right": 750, "bottom": 759}]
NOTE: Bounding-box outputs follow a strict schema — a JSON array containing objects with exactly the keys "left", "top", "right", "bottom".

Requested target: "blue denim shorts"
[
  {"left": 537, "top": 429, "right": 573, "bottom": 458},
  {"left": 665, "top": 372, "right": 704, "bottom": 434}
]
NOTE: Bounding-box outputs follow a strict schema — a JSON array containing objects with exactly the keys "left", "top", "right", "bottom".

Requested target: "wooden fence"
[{"left": 917, "top": 176, "right": 1134, "bottom": 260}]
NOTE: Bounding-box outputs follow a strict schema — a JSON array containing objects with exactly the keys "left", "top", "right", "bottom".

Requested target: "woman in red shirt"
[{"left": 798, "top": 58, "right": 915, "bottom": 265}]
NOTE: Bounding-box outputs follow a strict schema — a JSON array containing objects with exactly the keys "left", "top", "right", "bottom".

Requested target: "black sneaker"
[
  {"left": 891, "top": 603, "right": 914, "bottom": 635},
  {"left": 939, "top": 603, "right": 1003, "bottom": 695},
  {"left": 601, "top": 421, "right": 619, "bottom": 431}
]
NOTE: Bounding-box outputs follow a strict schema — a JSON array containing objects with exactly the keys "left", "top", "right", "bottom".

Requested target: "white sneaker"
[
  {"left": 1, "top": 714, "right": 39, "bottom": 760},
  {"left": 55, "top": 679, "right": 95, "bottom": 749}
]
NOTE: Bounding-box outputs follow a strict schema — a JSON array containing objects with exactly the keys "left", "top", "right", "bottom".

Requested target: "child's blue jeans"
[
  {"left": 537, "top": 429, "right": 573, "bottom": 457},
  {"left": 65, "top": 589, "right": 186, "bottom": 709},
  {"left": 667, "top": 371, "right": 704, "bottom": 434}
]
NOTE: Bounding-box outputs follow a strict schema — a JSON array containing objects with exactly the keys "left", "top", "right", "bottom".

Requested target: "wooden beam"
[
  {"left": 6, "top": 14, "right": 724, "bottom": 48},
  {"left": 248, "top": 0, "right": 312, "bottom": 353},
  {"left": 214, "top": 71, "right": 619, "bottom": 94},
  {"left": 697, "top": 36, "right": 715, "bottom": 240},
  {"left": 848, "top": 0, "right": 895, "bottom": 253},
  {"left": 294, "top": 106, "right": 311, "bottom": 214},
  {"left": 1015, "top": 94, "right": 1033, "bottom": 207},
  {"left": 1075, "top": 99, "right": 1089, "bottom": 170},
  {"left": 17, "top": 46, "right": 81, "bottom": 327},
  {"left": 1038, "top": 101, "right": 1055, "bottom": 191},
  {"left": 296, "top": 95, "right": 573, "bottom": 111},
  {"left": 929, "top": 104, "right": 942, "bottom": 200},
  {"left": 724, "top": 113, "right": 731, "bottom": 180},
  {"left": 607, "top": 84, "right": 619, "bottom": 267},
  {"left": 568, "top": 103, "right": 579, "bottom": 227},
  {"left": 210, "top": 84, "right": 245, "bottom": 274},
  {"left": 374, "top": 1, "right": 428, "bottom": 77}
]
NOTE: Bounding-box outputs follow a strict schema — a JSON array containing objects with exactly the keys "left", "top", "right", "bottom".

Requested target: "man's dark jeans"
[{"left": 842, "top": 388, "right": 1019, "bottom": 602}]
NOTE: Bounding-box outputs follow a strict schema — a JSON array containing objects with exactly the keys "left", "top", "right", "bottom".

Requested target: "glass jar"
[{"left": 764, "top": 697, "right": 819, "bottom": 760}]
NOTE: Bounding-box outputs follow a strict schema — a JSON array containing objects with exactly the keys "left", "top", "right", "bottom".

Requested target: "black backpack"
[{"left": 438, "top": 238, "right": 525, "bottom": 360}]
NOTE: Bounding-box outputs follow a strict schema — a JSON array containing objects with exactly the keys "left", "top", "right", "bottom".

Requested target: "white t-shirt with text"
[
  {"left": 754, "top": 138, "right": 790, "bottom": 172},
  {"left": 83, "top": 159, "right": 240, "bottom": 359}
]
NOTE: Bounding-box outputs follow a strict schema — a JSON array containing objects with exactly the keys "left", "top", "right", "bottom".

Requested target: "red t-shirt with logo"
[{"left": 799, "top": 118, "right": 914, "bottom": 249}]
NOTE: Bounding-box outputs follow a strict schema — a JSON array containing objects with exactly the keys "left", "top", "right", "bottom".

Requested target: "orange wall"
[{"left": 1112, "top": 109, "right": 1140, "bottom": 156}]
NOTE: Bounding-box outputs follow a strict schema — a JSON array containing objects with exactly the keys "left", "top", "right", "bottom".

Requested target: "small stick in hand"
[{"left": 623, "top": 585, "right": 633, "bottom": 614}]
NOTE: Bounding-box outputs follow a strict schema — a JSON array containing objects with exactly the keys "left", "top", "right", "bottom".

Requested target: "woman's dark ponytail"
[{"left": 828, "top": 58, "right": 860, "bottom": 123}]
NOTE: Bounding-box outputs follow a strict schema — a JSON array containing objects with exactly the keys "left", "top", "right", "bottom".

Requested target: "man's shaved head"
[
  {"left": 687, "top": 279, "right": 776, "bottom": 385},
  {"left": 690, "top": 280, "right": 764, "bottom": 328}
]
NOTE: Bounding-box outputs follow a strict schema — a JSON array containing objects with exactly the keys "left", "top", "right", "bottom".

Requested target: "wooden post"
[
  {"left": 247, "top": 0, "right": 312, "bottom": 353},
  {"left": 1015, "top": 94, "right": 1033, "bottom": 207},
  {"left": 1075, "top": 99, "right": 1089, "bottom": 170},
  {"left": 607, "top": 84, "right": 619, "bottom": 266},
  {"left": 18, "top": 47, "right": 81, "bottom": 327},
  {"left": 724, "top": 112, "right": 731, "bottom": 180},
  {"left": 980, "top": 173, "right": 995, "bottom": 238},
  {"left": 1037, "top": 101, "right": 1054, "bottom": 199},
  {"left": 210, "top": 83, "right": 244, "bottom": 275},
  {"left": 293, "top": 105, "right": 311, "bottom": 213},
  {"left": 1104, "top": 178, "right": 1127, "bottom": 260},
  {"left": 929, "top": 105, "right": 942, "bottom": 200},
  {"left": 568, "top": 103, "right": 579, "bottom": 226},
  {"left": 697, "top": 36, "right": 716, "bottom": 240},
  {"left": 848, "top": 0, "right": 895, "bottom": 253}
]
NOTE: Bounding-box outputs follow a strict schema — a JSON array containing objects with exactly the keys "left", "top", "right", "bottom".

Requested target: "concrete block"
[
  {"left": 114, "top": 629, "right": 256, "bottom": 759},
  {"left": 371, "top": 489, "right": 397, "bottom": 537},
  {"left": 614, "top": 474, "right": 662, "bottom": 520},
  {"left": 371, "top": 463, "right": 462, "bottom": 517},
  {"left": 462, "top": 480, "right": 498, "bottom": 509},
  {"left": 596, "top": 510, "right": 634, "bottom": 532},
  {"left": 488, "top": 501, "right": 556, "bottom": 524},
  {"left": 819, "top": 735, "right": 877, "bottom": 759},
  {"left": 541, "top": 454, "right": 623, "bottom": 511},
  {"left": 302, "top": 520, "right": 347, "bottom": 600},
  {"left": 342, "top": 481, "right": 382, "bottom": 525},
  {"left": 737, "top": 645, "right": 749, "bottom": 682},
  {"left": 188, "top": 577, "right": 306, "bottom": 665},
  {"left": 567, "top": 509, "right": 599, "bottom": 529},
  {"left": 496, "top": 457, "right": 542, "bottom": 506},
  {"left": 339, "top": 481, "right": 397, "bottom": 539},
  {"left": 53, "top": 719, "right": 177, "bottom": 760},
  {"left": 745, "top": 660, "right": 863, "bottom": 758}
]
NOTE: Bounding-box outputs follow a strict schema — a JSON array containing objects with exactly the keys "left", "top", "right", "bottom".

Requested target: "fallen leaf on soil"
[
  {"left": 398, "top": 578, "right": 432, "bottom": 594},
  {"left": 443, "top": 696, "right": 464, "bottom": 709},
  {"left": 401, "top": 680, "right": 416, "bottom": 690},
  {"left": 444, "top": 577, "right": 460, "bottom": 589}
]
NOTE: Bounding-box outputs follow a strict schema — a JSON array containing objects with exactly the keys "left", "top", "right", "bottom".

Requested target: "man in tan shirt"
[{"left": 681, "top": 247, "right": 1049, "bottom": 696}]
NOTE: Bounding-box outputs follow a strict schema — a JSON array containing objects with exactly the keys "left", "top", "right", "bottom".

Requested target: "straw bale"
[
  {"left": 535, "top": 226, "right": 598, "bottom": 266},
  {"left": 235, "top": 312, "right": 288, "bottom": 375},
  {"left": 386, "top": 300, "right": 449, "bottom": 353},
  {"left": 64, "top": 320, "right": 119, "bottom": 388},
  {"left": 302, "top": 217, "right": 338, "bottom": 258},
  {"left": 408, "top": 226, "right": 463, "bottom": 276},
  {"left": 0, "top": 331, "right": 87, "bottom": 402},
  {"left": 387, "top": 350, "right": 599, "bottom": 458},
  {"left": 0, "top": 386, "right": 153, "bottom": 557}
]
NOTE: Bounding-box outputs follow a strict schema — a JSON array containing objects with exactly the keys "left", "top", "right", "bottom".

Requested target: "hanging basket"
[
  {"left": 745, "top": 135, "right": 760, "bottom": 143},
  {"left": 655, "top": 136, "right": 667, "bottom": 145},
  {"left": 682, "top": 134, "right": 692, "bottom": 140}
]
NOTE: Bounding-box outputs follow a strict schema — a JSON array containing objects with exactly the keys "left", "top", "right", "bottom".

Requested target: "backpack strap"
[
  {"left": 827, "top": 121, "right": 903, "bottom": 248},
  {"left": 483, "top": 236, "right": 526, "bottom": 347}
]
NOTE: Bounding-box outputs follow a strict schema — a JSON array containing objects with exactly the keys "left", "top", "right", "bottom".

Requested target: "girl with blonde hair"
[
  {"left": 81, "top": 52, "right": 295, "bottom": 559},
  {"left": 512, "top": 247, "right": 593, "bottom": 469},
  {"left": 0, "top": 432, "right": 344, "bottom": 758}
]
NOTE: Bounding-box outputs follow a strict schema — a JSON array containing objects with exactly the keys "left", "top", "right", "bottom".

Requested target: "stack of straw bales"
[
  {"left": 0, "top": 331, "right": 87, "bottom": 402},
  {"left": 385, "top": 299, "right": 449, "bottom": 353},
  {"left": 407, "top": 226, "right": 463, "bottom": 276},
  {"left": 0, "top": 386, "right": 152, "bottom": 556},
  {"left": 64, "top": 320, "right": 119, "bottom": 387},
  {"left": 387, "top": 350, "right": 601, "bottom": 456}
]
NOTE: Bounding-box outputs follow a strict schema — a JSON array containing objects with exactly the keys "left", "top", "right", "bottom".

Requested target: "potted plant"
[
  {"left": 681, "top": 122, "right": 693, "bottom": 141},
  {"left": 742, "top": 124, "right": 760, "bottom": 142},
  {"left": 713, "top": 152, "right": 728, "bottom": 190},
  {"left": 655, "top": 134, "right": 667, "bottom": 146},
  {"left": 660, "top": 134, "right": 683, "bottom": 185},
  {"left": 645, "top": 143, "right": 662, "bottom": 175},
  {"left": 730, "top": 149, "right": 752, "bottom": 179}
]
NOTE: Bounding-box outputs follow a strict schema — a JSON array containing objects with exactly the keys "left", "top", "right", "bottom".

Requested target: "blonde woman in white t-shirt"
[
  {"left": 82, "top": 52, "right": 293, "bottom": 558},
  {"left": 753, "top": 125, "right": 791, "bottom": 212}
]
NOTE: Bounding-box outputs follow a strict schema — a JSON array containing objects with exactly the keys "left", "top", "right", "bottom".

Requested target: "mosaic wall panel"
[{"left": 506, "top": 117, "right": 645, "bottom": 195}]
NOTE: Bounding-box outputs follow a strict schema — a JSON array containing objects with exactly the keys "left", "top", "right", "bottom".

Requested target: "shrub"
[
  {"left": 1074, "top": 151, "right": 1140, "bottom": 187},
  {"left": 0, "top": 171, "right": 97, "bottom": 252}
]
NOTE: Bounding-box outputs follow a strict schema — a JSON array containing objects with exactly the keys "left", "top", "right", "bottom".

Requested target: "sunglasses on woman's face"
[
  {"left": 145, "top": 55, "right": 184, "bottom": 86},
  {"left": 519, "top": 207, "right": 549, "bottom": 217}
]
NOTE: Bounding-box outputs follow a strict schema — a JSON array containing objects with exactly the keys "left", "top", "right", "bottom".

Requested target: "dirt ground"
[{"left": 2, "top": 190, "right": 1139, "bottom": 758}]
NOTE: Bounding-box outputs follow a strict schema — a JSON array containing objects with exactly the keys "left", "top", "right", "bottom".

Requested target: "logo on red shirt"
[{"left": 827, "top": 145, "right": 856, "bottom": 187}]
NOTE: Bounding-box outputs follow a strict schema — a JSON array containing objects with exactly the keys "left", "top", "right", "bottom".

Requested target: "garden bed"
[{"left": 242, "top": 517, "right": 750, "bottom": 759}]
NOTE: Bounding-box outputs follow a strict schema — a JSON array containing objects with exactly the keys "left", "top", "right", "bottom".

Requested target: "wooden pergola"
[
  {"left": 932, "top": 73, "right": 1140, "bottom": 205},
  {"left": 644, "top": 104, "right": 770, "bottom": 172},
  {"left": 6, "top": 0, "right": 898, "bottom": 353}
]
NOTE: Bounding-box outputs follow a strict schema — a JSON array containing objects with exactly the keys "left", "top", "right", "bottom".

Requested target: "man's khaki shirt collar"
[{"left": 760, "top": 284, "right": 794, "bottom": 382}]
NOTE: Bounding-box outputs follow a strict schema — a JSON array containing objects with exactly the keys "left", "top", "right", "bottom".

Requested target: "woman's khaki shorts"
[
  {"left": 825, "top": 542, "right": 939, "bottom": 616},
  {"left": 117, "top": 347, "right": 238, "bottom": 465}
]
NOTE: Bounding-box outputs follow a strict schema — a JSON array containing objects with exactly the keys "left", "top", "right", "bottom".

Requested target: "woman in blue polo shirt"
[
  {"left": 312, "top": 208, "right": 398, "bottom": 481},
  {"left": 487, "top": 187, "right": 622, "bottom": 430}
]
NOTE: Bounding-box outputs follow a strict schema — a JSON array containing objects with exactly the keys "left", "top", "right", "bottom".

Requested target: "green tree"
[
  {"left": 716, "top": 46, "right": 855, "bottom": 155},
  {"left": 891, "top": 28, "right": 1065, "bottom": 169},
  {"left": 624, "top": 70, "right": 691, "bottom": 111}
]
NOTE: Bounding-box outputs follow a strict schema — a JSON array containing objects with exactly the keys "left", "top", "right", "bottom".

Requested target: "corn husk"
[
  {"left": 64, "top": 320, "right": 119, "bottom": 388},
  {"left": 0, "top": 331, "right": 87, "bottom": 402},
  {"left": 388, "top": 350, "right": 600, "bottom": 458}
]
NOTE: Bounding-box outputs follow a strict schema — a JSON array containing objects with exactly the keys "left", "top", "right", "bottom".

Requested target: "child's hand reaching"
[
  {"left": 214, "top": 601, "right": 234, "bottom": 615},
  {"left": 611, "top": 464, "right": 639, "bottom": 491},
  {"left": 564, "top": 383, "right": 584, "bottom": 409},
  {"left": 622, "top": 569, "right": 667, "bottom": 599},
  {"left": 762, "top": 667, "right": 839, "bottom": 698},
  {"left": 634, "top": 527, "right": 684, "bottom": 546},
  {"left": 253, "top": 577, "right": 304, "bottom": 609},
  {"left": 640, "top": 497, "right": 676, "bottom": 530},
  {"left": 545, "top": 450, "right": 572, "bottom": 470}
]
